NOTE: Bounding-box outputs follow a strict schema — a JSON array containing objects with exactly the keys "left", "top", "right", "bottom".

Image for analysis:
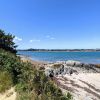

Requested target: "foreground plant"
[{"left": 0, "top": 49, "right": 72, "bottom": 100}]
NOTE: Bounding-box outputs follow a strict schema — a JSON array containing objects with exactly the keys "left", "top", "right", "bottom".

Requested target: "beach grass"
[{"left": 0, "top": 71, "right": 12, "bottom": 93}]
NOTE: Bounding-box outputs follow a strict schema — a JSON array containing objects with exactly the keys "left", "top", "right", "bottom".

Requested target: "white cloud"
[
  {"left": 29, "top": 39, "right": 40, "bottom": 43},
  {"left": 14, "top": 36, "right": 22, "bottom": 42}
]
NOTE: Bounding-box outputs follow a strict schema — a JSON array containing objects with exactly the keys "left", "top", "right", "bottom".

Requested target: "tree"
[{"left": 0, "top": 29, "right": 17, "bottom": 53}]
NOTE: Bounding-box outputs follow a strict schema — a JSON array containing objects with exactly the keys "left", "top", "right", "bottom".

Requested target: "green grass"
[{"left": 0, "top": 71, "right": 12, "bottom": 93}]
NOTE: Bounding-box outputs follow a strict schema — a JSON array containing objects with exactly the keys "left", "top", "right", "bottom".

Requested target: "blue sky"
[{"left": 0, "top": 0, "right": 100, "bottom": 49}]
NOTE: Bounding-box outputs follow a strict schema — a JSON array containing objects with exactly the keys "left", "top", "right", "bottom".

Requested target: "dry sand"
[
  {"left": 0, "top": 87, "right": 16, "bottom": 100},
  {"left": 20, "top": 55, "right": 47, "bottom": 66},
  {"left": 55, "top": 73, "right": 100, "bottom": 100}
]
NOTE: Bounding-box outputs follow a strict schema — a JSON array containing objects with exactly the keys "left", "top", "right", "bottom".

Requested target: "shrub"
[
  {"left": 0, "top": 49, "right": 72, "bottom": 100},
  {"left": 52, "top": 64, "right": 62, "bottom": 69},
  {"left": 67, "top": 92, "right": 73, "bottom": 99},
  {"left": 0, "top": 29, "right": 17, "bottom": 53}
]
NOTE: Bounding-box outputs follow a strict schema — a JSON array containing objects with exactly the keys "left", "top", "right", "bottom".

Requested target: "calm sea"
[{"left": 17, "top": 51, "right": 100, "bottom": 64}]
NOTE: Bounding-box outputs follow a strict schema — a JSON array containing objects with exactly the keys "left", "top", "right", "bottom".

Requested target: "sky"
[{"left": 0, "top": 0, "right": 100, "bottom": 49}]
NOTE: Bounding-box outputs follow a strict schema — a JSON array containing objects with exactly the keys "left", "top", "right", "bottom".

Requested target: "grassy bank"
[{"left": 0, "top": 49, "right": 72, "bottom": 100}]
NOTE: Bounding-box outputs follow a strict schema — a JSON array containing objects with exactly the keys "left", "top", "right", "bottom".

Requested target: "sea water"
[{"left": 17, "top": 51, "right": 100, "bottom": 64}]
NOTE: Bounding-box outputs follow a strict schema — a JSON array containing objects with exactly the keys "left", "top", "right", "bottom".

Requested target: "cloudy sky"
[{"left": 0, "top": 0, "right": 100, "bottom": 49}]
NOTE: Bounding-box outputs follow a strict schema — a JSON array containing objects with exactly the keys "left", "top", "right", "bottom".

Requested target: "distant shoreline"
[{"left": 17, "top": 50, "right": 100, "bottom": 52}]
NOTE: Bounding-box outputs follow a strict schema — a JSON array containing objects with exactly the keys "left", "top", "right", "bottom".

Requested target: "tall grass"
[{"left": 0, "top": 71, "right": 12, "bottom": 93}]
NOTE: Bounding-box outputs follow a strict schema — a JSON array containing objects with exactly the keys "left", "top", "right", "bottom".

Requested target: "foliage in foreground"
[{"left": 0, "top": 49, "right": 72, "bottom": 100}]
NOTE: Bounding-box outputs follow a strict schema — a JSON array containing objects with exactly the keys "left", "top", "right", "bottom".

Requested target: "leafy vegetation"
[
  {"left": 0, "top": 29, "right": 17, "bottom": 53},
  {"left": 0, "top": 49, "right": 72, "bottom": 100},
  {"left": 0, "top": 30, "right": 72, "bottom": 100}
]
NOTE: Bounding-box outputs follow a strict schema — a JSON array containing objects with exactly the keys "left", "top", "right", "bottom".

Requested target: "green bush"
[
  {"left": 0, "top": 49, "right": 72, "bottom": 100},
  {"left": 0, "top": 29, "right": 17, "bottom": 53}
]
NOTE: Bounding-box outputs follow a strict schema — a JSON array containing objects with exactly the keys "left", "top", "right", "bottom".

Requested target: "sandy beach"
[
  {"left": 54, "top": 73, "right": 100, "bottom": 100},
  {"left": 0, "top": 87, "right": 16, "bottom": 100},
  {"left": 20, "top": 55, "right": 47, "bottom": 66}
]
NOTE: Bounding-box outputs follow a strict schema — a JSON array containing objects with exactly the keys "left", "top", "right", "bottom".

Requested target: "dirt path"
[
  {"left": 0, "top": 87, "right": 16, "bottom": 100},
  {"left": 54, "top": 73, "right": 100, "bottom": 100}
]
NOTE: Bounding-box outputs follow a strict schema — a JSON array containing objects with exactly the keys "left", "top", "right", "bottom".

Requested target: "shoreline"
[
  {"left": 17, "top": 50, "right": 100, "bottom": 52},
  {"left": 19, "top": 55, "right": 100, "bottom": 73},
  {"left": 19, "top": 55, "right": 47, "bottom": 66},
  {"left": 18, "top": 54, "right": 100, "bottom": 65}
]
